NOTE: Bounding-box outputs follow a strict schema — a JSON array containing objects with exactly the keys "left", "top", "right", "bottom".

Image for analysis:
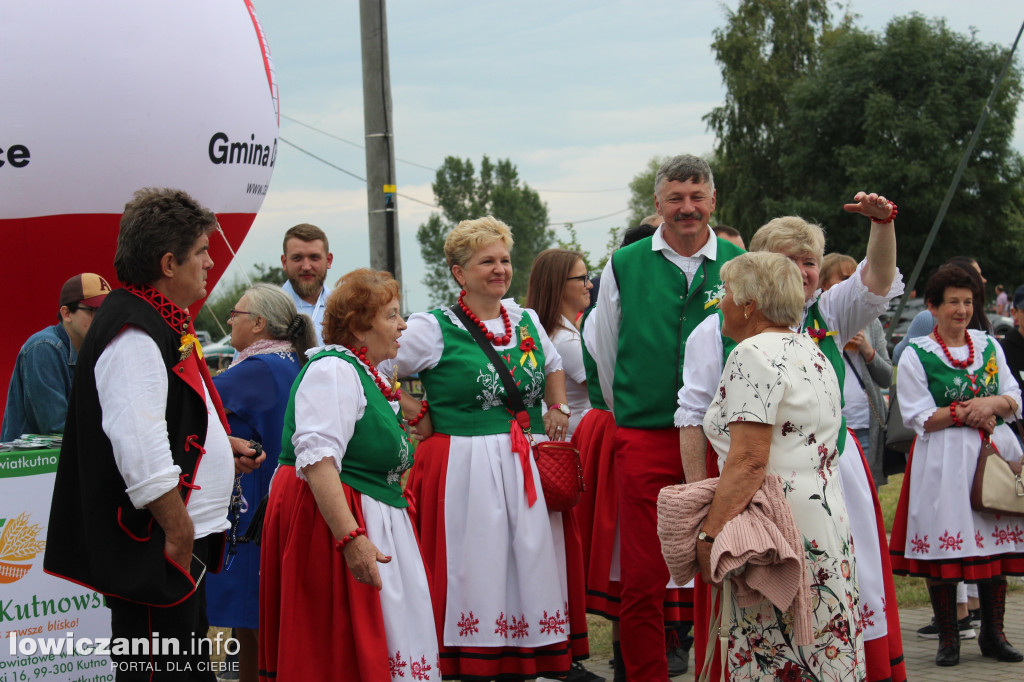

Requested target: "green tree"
[
  {"left": 779, "top": 14, "right": 1024, "bottom": 288},
  {"left": 704, "top": 0, "right": 834, "bottom": 232},
  {"left": 626, "top": 156, "right": 667, "bottom": 228},
  {"left": 417, "top": 155, "right": 553, "bottom": 304}
]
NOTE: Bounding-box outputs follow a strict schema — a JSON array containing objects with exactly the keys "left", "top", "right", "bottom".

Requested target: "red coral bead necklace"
[
  {"left": 345, "top": 345, "right": 401, "bottom": 401},
  {"left": 458, "top": 290, "right": 512, "bottom": 345},
  {"left": 932, "top": 325, "right": 974, "bottom": 369}
]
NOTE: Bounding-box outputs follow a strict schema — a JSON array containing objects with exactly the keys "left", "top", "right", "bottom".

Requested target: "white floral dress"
[{"left": 705, "top": 332, "right": 866, "bottom": 681}]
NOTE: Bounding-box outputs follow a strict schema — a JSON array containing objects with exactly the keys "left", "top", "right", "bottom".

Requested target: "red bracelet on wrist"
[
  {"left": 407, "top": 399, "right": 429, "bottom": 426},
  {"left": 869, "top": 201, "right": 898, "bottom": 224},
  {"left": 335, "top": 527, "right": 366, "bottom": 552},
  {"left": 949, "top": 401, "right": 964, "bottom": 427}
]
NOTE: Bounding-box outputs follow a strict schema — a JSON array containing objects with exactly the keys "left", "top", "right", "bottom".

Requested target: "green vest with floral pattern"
[
  {"left": 611, "top": 235, "right": 744, "bottom": 429},
  {"left": 422, "top": 308, "right": 546, "bottom": 435},
  {"left": 279, "top": 349, "right": 412, "bottom": 507},
  {"left": 802, "top": 301, "right": 848, "bottom": 454},
  {"left": 909, "top": 334, "right": 1000, "bottom": 408}
]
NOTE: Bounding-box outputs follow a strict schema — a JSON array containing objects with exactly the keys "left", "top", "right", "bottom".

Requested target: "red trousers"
[{"left": 615, "top": 426, "right": 692, "bottom": 681}]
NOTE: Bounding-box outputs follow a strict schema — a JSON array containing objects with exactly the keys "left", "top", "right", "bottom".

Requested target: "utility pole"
[{"left": 359, "top": 0, "right": 400, "bottom": 280}]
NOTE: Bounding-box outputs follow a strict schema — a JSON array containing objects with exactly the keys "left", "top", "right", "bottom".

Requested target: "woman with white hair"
[
  {"left": 677, "top": 192, "right": 907, "bottom": 682},
  {"left": 695, "top": 250, "right": 864, "bottom": 680}
]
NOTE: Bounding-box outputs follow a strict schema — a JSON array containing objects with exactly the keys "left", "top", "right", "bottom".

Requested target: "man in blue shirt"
[
  {"left": 280, "top": 223, "right": 332, "bottom": 344},
  {"left": 2, "top": 273, "right": 111, "bottom": 440}
]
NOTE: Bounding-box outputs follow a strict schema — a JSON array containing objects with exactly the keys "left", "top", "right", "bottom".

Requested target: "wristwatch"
[
  {"left": 697, "top": 530, "right": 715, "bottom": 544},
  {"left": 549, "top": 403, "right": 571, "bottom": 417}
]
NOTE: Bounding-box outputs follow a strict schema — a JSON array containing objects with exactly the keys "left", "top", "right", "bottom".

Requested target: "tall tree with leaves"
[
  {"left": 778, "top": 14, "right": 1024, "bottom": 289},
  {"left": 626, "top": 156, "right": 667, "bottom": 228},
  {"left": 704, "top": 0, "right": 834, "bottom": 232},
  {"left": 417, "top": 155, "right": 552, "bottom": 305}
]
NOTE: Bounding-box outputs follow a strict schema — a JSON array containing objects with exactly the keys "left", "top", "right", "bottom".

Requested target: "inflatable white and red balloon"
[{"left": 1, "top": 0, "right": 278, "bottom": 416}]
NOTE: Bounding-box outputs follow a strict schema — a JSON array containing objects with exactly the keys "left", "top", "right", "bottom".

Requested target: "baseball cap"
[
  {"left": 1013, "top": 285, "right": 1024, "bottom": 311},
  {"left": 59, "top": 273, "right": 112, "bottom": 309}
]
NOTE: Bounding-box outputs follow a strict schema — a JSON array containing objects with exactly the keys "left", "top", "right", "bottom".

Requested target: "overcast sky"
[{"left": 224, "top": 0, "right": 1024, "bottom": 315}]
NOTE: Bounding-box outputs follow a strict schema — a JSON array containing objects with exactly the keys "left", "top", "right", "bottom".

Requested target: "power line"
[
  {"left": 279, "top": 137, "right": 630, "bottom": 226},
  {"left": 280, "top": 113, "right": 628, "bottom": 193},
  {"left": 281, "top": 114, "right": 437, "bottom": 171},
  {"left": 547, "top": 207, "right": 630, "bottom": 227}
]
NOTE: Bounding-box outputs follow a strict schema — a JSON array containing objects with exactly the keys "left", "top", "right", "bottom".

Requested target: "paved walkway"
[{"left": 577, "top": 588, "right": 1024, "bottom": 681}]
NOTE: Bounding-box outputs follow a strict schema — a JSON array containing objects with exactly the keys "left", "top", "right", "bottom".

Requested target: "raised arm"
[{"left": 842, "top": 192, "right": 897, "bottom": 296}]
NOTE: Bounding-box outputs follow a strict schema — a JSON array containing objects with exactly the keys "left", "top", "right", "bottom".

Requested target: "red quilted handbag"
[{"left": 533, "top": 440, "right": 585, "bottom": 512}]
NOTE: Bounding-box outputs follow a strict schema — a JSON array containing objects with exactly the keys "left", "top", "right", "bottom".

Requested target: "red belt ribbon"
[{"left": 510, "top": 412, "right": 538, "bottom": 507}]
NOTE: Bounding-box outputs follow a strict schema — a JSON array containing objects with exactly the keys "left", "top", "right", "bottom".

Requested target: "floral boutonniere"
[
  {"left": 179, "top": 333, "right": 204, "bottom": 362},
  {"left": 984, "top": 355, "right": 999, "bottom": 386},
  {"left": 806, "top": 320, "right": 838, "bottom": 345},
  {"left": 518, "top": 326, "right": 537, "bottom": 368}
]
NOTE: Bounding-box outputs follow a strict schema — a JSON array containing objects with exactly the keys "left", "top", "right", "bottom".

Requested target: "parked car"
[
  {"left": 204, "top": 334, "right": 234, "bottom": 372},
  {"left": 881, "top": 297, "right": 925, "bottom": 355},
  {"left": 195, "top": 330, "right": 213, "bottom": 346}
]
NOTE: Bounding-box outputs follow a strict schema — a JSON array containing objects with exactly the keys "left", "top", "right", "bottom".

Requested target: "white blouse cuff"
[
  {"left": 852, "top": 259, "right": 905, "bottom": 305},
  {"left": 294, "top": 447, "right": 342, "bottom": 481},
  {"left": 674, "top": 408, "right": 705, "bottom": 428}
]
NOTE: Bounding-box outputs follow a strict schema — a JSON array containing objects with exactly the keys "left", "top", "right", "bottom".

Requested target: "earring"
[{"left": 744, "top": 311, "right": 749, "bottom": 320}]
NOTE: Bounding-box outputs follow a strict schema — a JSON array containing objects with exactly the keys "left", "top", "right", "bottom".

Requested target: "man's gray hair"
[{"left": 654, "top": 154, "right": 714, "bottom": 196}]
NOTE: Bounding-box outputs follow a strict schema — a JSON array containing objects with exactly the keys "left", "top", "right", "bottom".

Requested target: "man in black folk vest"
[{"left": 45, "top": 187, "right": 262, "bottom": 681}]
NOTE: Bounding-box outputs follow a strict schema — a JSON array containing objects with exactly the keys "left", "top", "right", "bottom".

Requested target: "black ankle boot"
[
  {"left": 929, "top": 583, "right": 960, "bottom": 666},
  {"left": 611, "top": 641, "right": 626, "bottom": 682},
  {"left": 977, "top": 579, "right": 1024, "bottom": 662}
]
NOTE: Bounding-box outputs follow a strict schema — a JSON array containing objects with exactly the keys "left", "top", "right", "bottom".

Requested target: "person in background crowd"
[
  {"left": 999, "top": 285, "right": 1024, "bottom": 389},
  {"left": 205, "top": 284, "right": 315, "bottom": 682},
  {"left": 527, "top": 249, "right": 593, "bottom": 437},
  {"left": 260, "top": 269, "right": 439, "bottom": 681},
  {"left": 45, "top": 187, "right": 262, "bottom": 681},
  {"left": 281, "top": 223, "right": 332, "bottom": 344},
  {"left": 584, "top": 154, "right": 745, "bottom": 679},
  {"left": 712, "top": 224, "right": 744, "bottom": 250},
  {"left": 994, "top": 284, "right": 1008, "bottom": 315},
  {"left": 2, "top": 273, "right": 111, "bottom": 441},
  {"left": 526, "top": 248, "right": 603, "bottom": 682},
  {"left": 821, "top": 253, "right": 893, "bottom": 485},
  {"left": 891, "top": 264, "right": 1024, "bottom": 667},
  {"left": 389, "top": 217, "right": 581, "bottom": 680}
]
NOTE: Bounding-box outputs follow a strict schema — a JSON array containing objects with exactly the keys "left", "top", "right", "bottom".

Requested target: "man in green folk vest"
[{"left": 584, "top": 154, "right": 744, "bottom": 680}]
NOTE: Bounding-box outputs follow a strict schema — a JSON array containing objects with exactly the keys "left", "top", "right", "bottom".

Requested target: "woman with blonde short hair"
[{"left": 384, "top": 217, "right": 588, "bottom": 679}]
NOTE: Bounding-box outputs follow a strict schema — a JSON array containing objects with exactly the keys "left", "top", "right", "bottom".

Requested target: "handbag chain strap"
[{"left": 449, "top": 304, "right": 531, "bottom": 432}]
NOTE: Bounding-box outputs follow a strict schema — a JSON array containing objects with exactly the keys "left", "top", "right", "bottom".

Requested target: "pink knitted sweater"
[{"left": 657, "top": 473, "right": 813, "bottom": 646}]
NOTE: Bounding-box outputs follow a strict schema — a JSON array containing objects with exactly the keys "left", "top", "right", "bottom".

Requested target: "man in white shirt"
[
  {"left": 583, "top": 154, "right": 744, "bottom": 680},
  {"left": 280, "top": 223, "right": 332, "bottom": 344},
  {"left": 45, "top": 187, "right": 262, "bottom": 680}
]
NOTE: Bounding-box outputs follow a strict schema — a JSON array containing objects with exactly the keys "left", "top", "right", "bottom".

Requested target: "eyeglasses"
[
  {"left": 228, "top": 309, "right": 256, "bottom": 320},
  {"left": 566, "top": 273, "right": 592, "bottom": 282},
  {"left": 75, "top": 305, "right": 98, "bottom": 315}
]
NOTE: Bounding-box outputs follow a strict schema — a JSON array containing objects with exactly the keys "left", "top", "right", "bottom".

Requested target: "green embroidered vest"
[
  {"left": 279, "top": 349, "right": 412, "bottom": 507},
  {"left": 580, "top": 308, "right": 608, "bottom": 411},
  {"left": 909, "top": 335, "right": 1000, "bottom": 408},
  {"left": 803, "top": 301, "right": 848, "bottom": 454},
  {"left": 420, "top": 308, "right": 546, "bottom": 436},
  {"left": 611, "top": 235, "right": 744, "bottom": 428}
]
